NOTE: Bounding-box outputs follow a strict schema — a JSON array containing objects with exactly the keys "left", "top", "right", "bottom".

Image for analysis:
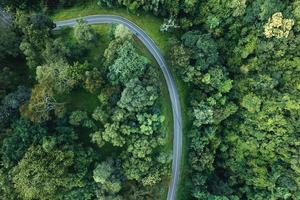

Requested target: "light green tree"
[
  {"left": 69, "top": 110, "right": 88, "bottom": 126},
  {"left": 74, "top": 19, "right": 97, "bottom": 45},
  {"left": 108, "top": 41, "right": 148, "bottom": 84},
  {"left": 114, "top": 24, "right": 132, "bottom": 40}
]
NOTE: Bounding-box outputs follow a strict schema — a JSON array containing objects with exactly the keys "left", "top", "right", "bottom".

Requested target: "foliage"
[
  {"left": 93, "top": 160, "right": 122, "bottom": 195},
  {"left": 90, "top": 131, "right": 105, "bottom": 148},
  {"left": 118, "top": 78, "right": 158, "bottom": 112},
  {"left": 137, "top": 113, "right": 165, "bottom": 136},
  {"left": 42, "top": 38, "right": 71, "bottom": 63},
  {"left": 102, "top": 122, "right": 125, "bottom": 147},
  {"left": 241, "top": 93, "right": 261, "bottom": 113},
  {"left": 69, "top": 110, "right": 88, "bottom": 126},
  {"left": 107, "top": 41, "right": 148, "bottom": 84},
  {"left": 100, "top": 0, "right": 166, "bottom": 15},
  {"left": 0, "top": 0, "right": 82, "bottom": 10},
  {"left": 12, "top": 145, "right": 93, "bottom": 200},
  {"left": 0, "top": 23, "right": 19, "bottom": 60},
  {"left": 0, "top": 6, "right": 169, "bottom": 200},
  {"left": 114, "top": 24, "right": 132, "bottom": 40},
  {"left": 0, "top": 86, "right": 31, "bottom": 127},
  {"left": 21, "top": 84, "right": 65, "bottom": 123},
  {"left": 36, "top": 60, "right": 80, "bottom": 94},
  {"left": 97, "top": 0, "right": 115, "bottom": 8},
  {"left": 74, "top": 19, "right": 97, "bottom": 46},
  {"left": 1, "top": 119, "right": 46, "bottom": 169},
  {"left": 166, "top": 0, "right": 300, "bottom": 199},
  {"left": 264, "top": 12, "right": 294, "bottom": 38},
  {"left": 92, "top": 106, "right": 108, "bottom": 124},
  {"left": 84, "top": 68, "right": 104, "bottom": 93},
  {"left": 16, "top": 12, "right": 55, "bottom": 69},
  {"left": 0, "top": 67, "right": 15, "bottom": 99}
]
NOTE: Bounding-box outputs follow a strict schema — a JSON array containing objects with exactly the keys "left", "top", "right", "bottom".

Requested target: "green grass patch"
[
  {"left": 59, "top": 88, "right": 99, "bottom": 113},
  {"left": 176, "top": 81, "right": 192, "bottom": 200},
  {"left": 53, "top": 26, "right": 75, "bottom": 42},
  {"left": 89, "top": 24, "right": 111, "bottom": 63}
]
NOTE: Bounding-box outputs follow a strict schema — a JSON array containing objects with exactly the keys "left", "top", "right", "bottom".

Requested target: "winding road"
[{"left": 55, "top": 15, "right": 182, "bottom": 200}]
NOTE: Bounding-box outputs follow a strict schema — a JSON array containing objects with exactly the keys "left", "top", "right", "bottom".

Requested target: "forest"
[
  {"left": 1, "top": 0, "right": 300, "bottom": 200},
  {"left": 0, "top": 3, "right": 171, "bottom": 200}
]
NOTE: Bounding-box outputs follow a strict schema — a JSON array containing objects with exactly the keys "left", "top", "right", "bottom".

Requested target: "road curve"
[{"left": 55, "top": 15, "right": 182, "bottom": 200}]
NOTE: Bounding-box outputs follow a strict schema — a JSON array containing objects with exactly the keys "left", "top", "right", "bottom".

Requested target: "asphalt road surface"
[
  {"left": 55, "top": 15, "right": 182, "bottom": 200},
  {"left": 0, "top": 8, "right": 11, "bottom": 25}
]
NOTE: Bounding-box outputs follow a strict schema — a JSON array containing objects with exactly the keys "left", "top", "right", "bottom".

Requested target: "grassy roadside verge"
[
  {"left": 175, "top": 81, "right": 191, "bottom": 200},
  {"left": 165, "top": 59, "right": 190, "bottom": 200}
]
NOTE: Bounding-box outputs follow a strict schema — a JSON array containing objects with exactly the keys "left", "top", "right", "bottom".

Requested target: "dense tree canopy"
[
  {"left": 16, "top": 12, "right": 55, "bottom": 69},
  {"left": 118, "top": 78, "right": 158, "bottom": 112},
  {"left": 167, "top": 0, "right": 300, "bottom": 199},
  {"left": 1, "top": 0, "right": 299, "bottom": 200},
  {"left": 107, "top": 41, "right": 149, "bottom": 84},
  {"left": 0, "top": 7, "right": 170, "bottom": 200},
  {"left": 0, "top": 23, "right": 19, "bottom": 59},
  {"left": 0, "top": 86, "right": 31, "bottom": 126}
]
